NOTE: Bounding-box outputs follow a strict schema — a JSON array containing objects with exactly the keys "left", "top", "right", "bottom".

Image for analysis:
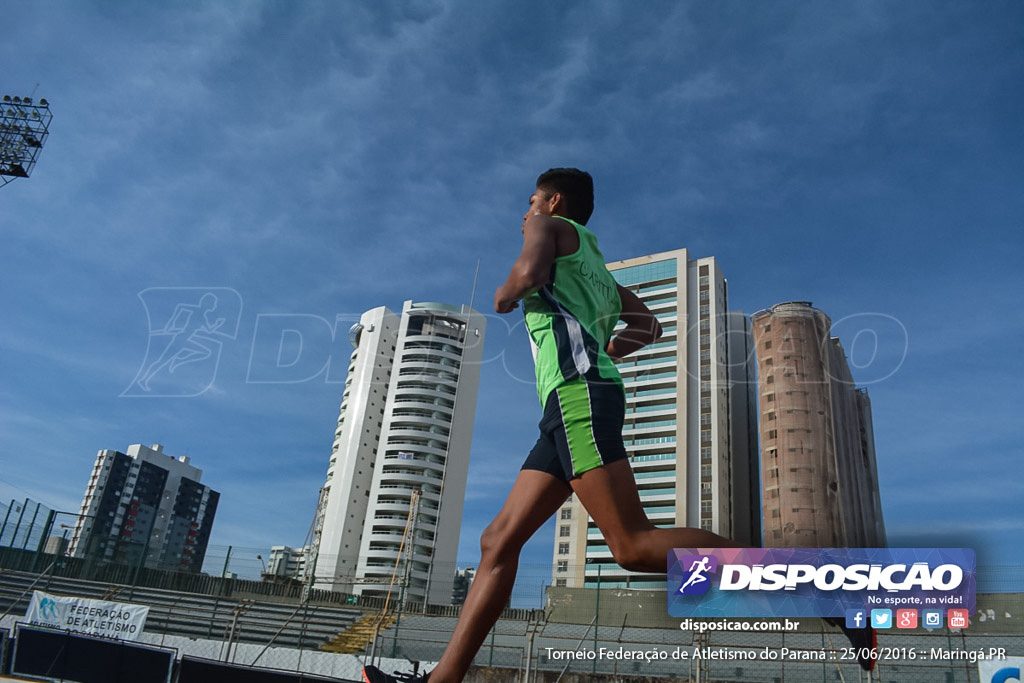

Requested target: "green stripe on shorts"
[{"left": 554, "top": 382, "right": 603, "bottom": 477}]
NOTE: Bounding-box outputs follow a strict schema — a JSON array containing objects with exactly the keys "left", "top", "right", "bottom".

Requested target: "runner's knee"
[
  {"left": 479, "top": 519, "right": 519, "bottom": 561},
  {"left": 607, "top": 536, "right": 648, "bottom": 573}
]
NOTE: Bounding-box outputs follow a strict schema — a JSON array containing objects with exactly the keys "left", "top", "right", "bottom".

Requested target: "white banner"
[{"left": 25, "top": 591, "right": 149, "bottom": 641}]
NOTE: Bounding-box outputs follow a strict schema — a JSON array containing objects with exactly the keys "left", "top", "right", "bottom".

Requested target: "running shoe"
[{"left": 362, "top": 664, "right": 430, "bottom": 683}]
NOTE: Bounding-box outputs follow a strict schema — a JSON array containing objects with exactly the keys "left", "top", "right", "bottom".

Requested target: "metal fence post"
[
  {"left": 593, "top": 564, "right": 600, "bottom": 674},
  {"left": 32, "top": 509, "right": 56, "bottom": 572},
  {"left": 129, "top": 536, "right": 151, "bottom": 599},
  {"left": 9, "top": 498, "right": 29, "bottom": 548},
  {"left": 0, "top": 499, "right": 15, "bottom": 544},
  {"left": 221, "top": 546, "right": 232, "bottom": 596},
  {"left": 21, "top": 501, "right": 40, "bottom": 549}
]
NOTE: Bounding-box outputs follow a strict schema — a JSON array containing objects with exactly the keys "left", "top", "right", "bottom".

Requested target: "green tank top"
[{"left": 523, "top": 217, "right": 624, "bottom": 405}]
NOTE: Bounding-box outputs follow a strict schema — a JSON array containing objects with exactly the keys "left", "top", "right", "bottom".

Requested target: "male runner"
[{"left": 364, "top": 168, "right": 736, "bottom": 683}]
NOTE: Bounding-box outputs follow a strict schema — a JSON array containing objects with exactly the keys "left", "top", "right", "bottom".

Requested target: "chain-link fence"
[
  {"left": 2, "top": 505, "right": 1022, "bottom": 683},
  {"left": 365, "top": 585, "right": 1021, "bottom": 682},
  {"left": 2, "top": 559, "right": 1021, "bottom": 682}
]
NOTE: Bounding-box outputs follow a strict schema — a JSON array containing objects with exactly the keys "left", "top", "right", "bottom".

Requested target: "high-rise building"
[
  {"left": 311, "top": 301, "right": 485, "bottom": 605},
  {"left": 266, "top": 545, "right": 310, "bottom": 581},
  {"left": 451, "top": 567, "right": 476, "bottom": 606},
  {"left": 750, "top": 301, "right": 886, "bottom": 548},
  {"left": 69, "top": 443, "right": 219, "bottom": 572},
  {"left": 552, "top": 249, "right": 759, "bottom": 589}
]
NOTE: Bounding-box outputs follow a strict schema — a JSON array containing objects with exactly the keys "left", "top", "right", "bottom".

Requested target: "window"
[
  {"left": 558, "top": 543, "right": 569, "bottom": 555},
  {"left": 560, "top": 508, "right": 571, "bottom": 520},
  {"left": 557, "top": 561, "right": 568, "bottom": 573},
  {"left": 556, "top": 579, "right": 567, "bottom": 587},
  {"left": 559, "top": 525, "right": 571, "bottom": 538}
]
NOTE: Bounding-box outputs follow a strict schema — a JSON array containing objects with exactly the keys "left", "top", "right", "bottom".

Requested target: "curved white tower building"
[{"left": 312, "top": 301, "right": 485, "bottom": 605}]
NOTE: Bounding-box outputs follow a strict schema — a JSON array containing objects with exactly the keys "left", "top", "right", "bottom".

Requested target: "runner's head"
[{"left": 535, "top": 168, "right": 594, "bottom": 225}]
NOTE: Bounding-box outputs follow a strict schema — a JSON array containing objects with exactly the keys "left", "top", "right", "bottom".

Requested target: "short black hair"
[{"left": 536, "top": 168, "right": 594, "bottom": 225}]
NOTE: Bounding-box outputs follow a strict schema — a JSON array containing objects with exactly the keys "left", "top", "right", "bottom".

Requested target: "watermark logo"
[
  {"left": 676, "top": 555, "right": 717, "bottom": 596},
  {"left": 122, "top": 288, "right": 243, "bottom": 397},
  {"left": 845, "top": 608, "right": 866, "bottom": 629},
  {"left": 667, "top": 548, "right": 975, "bottom": 620},
  {"left": 896, "top": 608, "right": 917, "bottom": 629},
  {"left": 947, "top": 608, "right": 969, "bottom": 630},
  {"left": 922, "top": 609, "right": 943, "bottom": 629},
  {"left": 871, "top": 609, "right": 892, "bottom": 629}
]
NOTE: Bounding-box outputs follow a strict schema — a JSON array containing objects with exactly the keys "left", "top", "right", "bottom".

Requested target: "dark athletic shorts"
[{"left": 521, "top": 380, "right": 629, "bottom": 483}]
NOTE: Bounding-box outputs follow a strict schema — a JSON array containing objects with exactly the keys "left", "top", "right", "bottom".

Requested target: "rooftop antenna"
[{"left": 467, "top": 257, "right": 481, "bottom": 315}]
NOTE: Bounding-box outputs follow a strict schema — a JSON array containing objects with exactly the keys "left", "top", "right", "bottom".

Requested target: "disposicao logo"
[
  {"left": 667, "top": 548, "right": 975, "bottom": 619},
  {"left": 676, "top": 555, "right": 718, "bottom": 596}
]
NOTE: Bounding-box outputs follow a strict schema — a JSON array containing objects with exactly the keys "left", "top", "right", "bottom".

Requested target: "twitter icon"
[{"left": 871, "top": 609, "right": 892, "bottom": 629}]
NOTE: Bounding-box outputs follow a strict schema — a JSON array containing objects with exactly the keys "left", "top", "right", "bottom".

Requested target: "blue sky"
[{"left": 2, "top": 1, "right": 1022, "bottom": 587}]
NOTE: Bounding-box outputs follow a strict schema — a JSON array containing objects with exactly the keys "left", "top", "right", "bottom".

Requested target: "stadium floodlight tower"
[{"left": 1, "top": 94, "right": 53, "bottom": 188}]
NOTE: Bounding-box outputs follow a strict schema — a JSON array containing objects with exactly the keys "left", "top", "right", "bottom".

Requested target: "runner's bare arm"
[
  {"left": 493, "top": 215, "right": 563, "bottom": 313},
  {"left": 606, "top": 284, "right": 662, "bottom": 360}
]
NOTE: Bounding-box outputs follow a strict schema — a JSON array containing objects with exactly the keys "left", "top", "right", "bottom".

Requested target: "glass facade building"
[{"left": 552, "top": 249, "right": 759, "bottom": 590}]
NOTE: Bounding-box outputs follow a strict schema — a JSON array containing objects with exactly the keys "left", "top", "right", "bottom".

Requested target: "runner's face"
[{"left": 523, "top": 188, "right": 558, "bottom": 227}]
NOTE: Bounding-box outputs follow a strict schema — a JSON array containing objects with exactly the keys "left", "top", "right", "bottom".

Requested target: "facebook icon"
[{"left": 845, "top": 609, "right": 867, "bottom": 629}]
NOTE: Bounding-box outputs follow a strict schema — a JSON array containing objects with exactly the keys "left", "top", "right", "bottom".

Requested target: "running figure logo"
[
  {"left": 677, "top": 554, "right": 718, "bottom": 596},
  {"left": 123, "top": 288, "right": 242, "bottom": 397},
  {"left": 40, "top": 596, "right": 59, "bottom": 620}
]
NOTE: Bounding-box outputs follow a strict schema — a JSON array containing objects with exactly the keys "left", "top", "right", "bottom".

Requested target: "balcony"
[
  {"left": 384, "top": 439, "right": 448, "bottom": 458},
  {"left": 391, "top": 395, "right": 455, "bottom": 411},
  {"left": 378, "top": 469, "right": 442, "bottom": 489},
  {"left": 387, "top": 422, "right": 451, "bottom": 439},
  {"left": 393, "top": 383, "right": 457, "bottom": 402},
  {"left": 632, "top": 468, "right": 676, "bottom": 482},
  {"left": 637, "top": 487, "right": 676, "bottom": 502},
  {"left": 381, "top": 452, "right": 446, "bottom": 474}
]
